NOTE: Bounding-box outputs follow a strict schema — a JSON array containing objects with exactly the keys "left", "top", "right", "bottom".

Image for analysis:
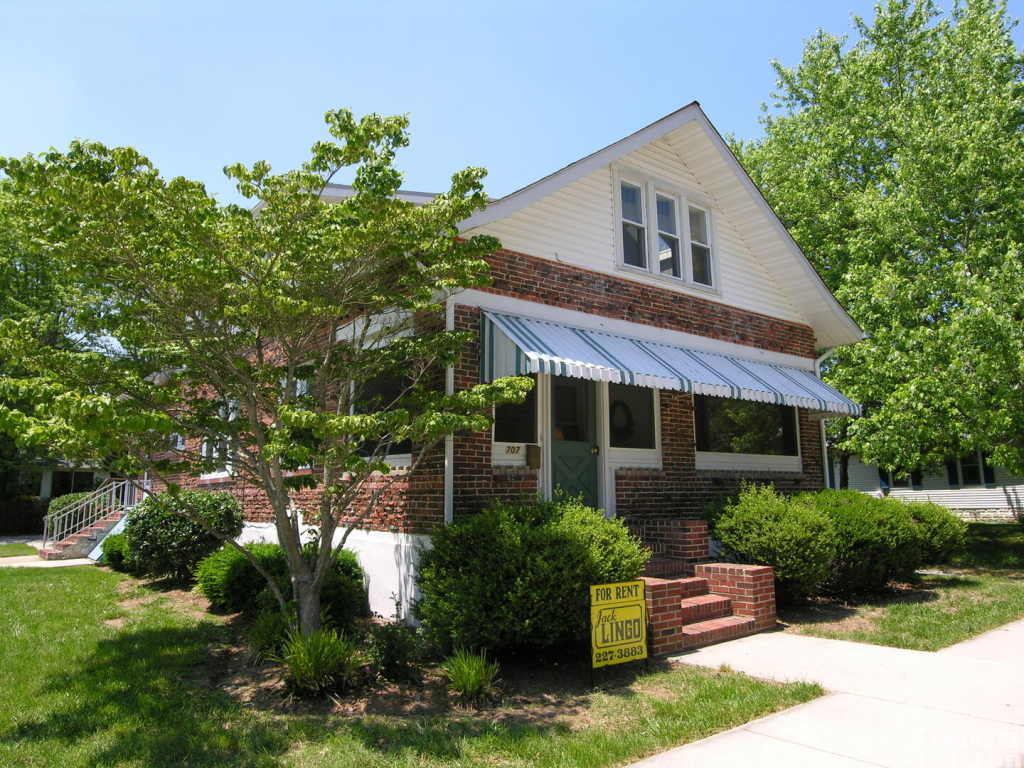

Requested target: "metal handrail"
[{"left": 42, "top": 479, "right": 145, "bottom": 550}]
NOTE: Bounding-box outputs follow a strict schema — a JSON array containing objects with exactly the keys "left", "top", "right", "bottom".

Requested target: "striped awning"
[{"left": 482, "top": 311, "right": 860, "bottom": 417}]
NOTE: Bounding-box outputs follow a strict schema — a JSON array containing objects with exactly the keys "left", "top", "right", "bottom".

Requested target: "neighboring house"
[
  {"left": 2, "top": 461, "right": 108, "bottom": 501},
  {"left": 167, "top": 103, "right": 865, "bottom": 616},
  {"left": 834, "top": 453, "right": 1023, "bottom": 521}
]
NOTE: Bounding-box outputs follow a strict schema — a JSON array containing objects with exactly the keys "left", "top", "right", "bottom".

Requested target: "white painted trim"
[
  {"left": 457, "top": 290, "right": 816, "bottom": 370},
  {"left": 695, "top": 452, "right": 802, "bottom": 473},
  {"left": 444, "top": 296, "right": 455, "bottom": 524}
]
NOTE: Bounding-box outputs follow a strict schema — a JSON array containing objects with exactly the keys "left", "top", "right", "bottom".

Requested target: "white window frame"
[
  {"left": 692, "top": 397, "right": 802, "bottom": 473},
  {"left": 200, "top": 400, "right": 238, "bottom": 479},
  {"left": 613, "top": 167, "right": 719, "bottom": 292}
]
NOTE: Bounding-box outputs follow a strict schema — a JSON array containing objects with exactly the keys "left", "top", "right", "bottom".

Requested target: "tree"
[
  {"left": 0, "top": 185, "right": 84, "bottom": 497},
  {"left": 0, "top": 110, "right": 532, "bottom": 632},
  {"left": 733, "top": 0, "right": 1024, "bottom": 481}
]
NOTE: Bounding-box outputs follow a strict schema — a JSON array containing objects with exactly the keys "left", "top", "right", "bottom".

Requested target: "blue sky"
[{"left": 2, "top": 1, "right": 1021, "bottom": 206}]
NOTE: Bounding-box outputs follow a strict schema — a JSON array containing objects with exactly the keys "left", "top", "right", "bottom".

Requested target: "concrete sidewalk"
[
  {"left": 0, "top": 555, "right": 95, "bottom": 568},
  {"left": 630, "top": 622, "right": 1024, "bottom": 767}
]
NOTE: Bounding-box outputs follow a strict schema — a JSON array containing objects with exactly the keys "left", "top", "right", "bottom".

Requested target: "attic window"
[{"left": 617, "top": 177, "right": 715, "bottom": 288}]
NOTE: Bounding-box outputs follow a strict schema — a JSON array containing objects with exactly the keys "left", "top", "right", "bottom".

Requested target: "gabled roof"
[{"left": 460, "top": 103, "right": 865, "bottom": 349}]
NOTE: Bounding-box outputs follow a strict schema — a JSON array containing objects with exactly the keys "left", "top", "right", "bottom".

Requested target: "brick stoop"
[{"left": 642, "top": 562, "right": 777, "bottom": 656}]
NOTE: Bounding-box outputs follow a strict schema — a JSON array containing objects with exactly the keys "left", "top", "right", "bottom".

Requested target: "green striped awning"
[{"left": 482, "top": 311, "right": 859, "bottom": 417}]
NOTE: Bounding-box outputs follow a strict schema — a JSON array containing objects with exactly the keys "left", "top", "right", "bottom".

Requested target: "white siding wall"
[
  {"left": 467, "top": 136, "right": 807, "bottom": 325},
  {"left": 842, "top": 455, "right": 1024, "bottom": 512}
]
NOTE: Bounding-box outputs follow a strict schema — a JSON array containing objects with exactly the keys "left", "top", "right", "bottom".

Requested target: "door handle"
[{"left": 591, "top": 447, "right": 600, "bottom": 455}]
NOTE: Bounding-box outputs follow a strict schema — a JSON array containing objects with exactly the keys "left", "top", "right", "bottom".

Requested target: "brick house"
[{"left": 188, "top": 103, "right": 863, "bottom": 639}]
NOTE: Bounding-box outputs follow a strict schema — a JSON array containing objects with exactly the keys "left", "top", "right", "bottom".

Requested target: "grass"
[
  {"left": 780, "top": 522, "right": 1024, "bottom": 651},
  {"left": 0, "top": 566, "right": 821, "bottom": 768},
  {"left": 0, "top": 542, "right": 37, "bottom": 557}
]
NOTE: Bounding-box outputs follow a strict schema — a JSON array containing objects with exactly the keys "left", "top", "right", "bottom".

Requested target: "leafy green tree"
[
  {"left": 0, "top": 186, "right": 85, "bottom": 496},
  {"left": 0, "top": 110, "right": 531, "bottom": 632},
  {"left": 733, "top": 0, "right": 1024, "bottom": 481}
]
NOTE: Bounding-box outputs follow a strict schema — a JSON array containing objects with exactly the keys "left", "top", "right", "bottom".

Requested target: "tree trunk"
[{"left": 295, "top": 577, "right": 323, "bottom": 634}]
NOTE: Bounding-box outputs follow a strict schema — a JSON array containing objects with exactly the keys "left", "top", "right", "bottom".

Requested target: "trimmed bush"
[
  {"left": 714, "top": 483, "right": 836, "bottom": 600},
  {"left": 124, "top": 490, "right": 243, "bottom": 581},
  {"left": 195, "top": 542, "right": 367, "bottom": 627},
  {"left": 367, "top": 621, "right": 422, "bottom": 683},
  {"left": 413, "top": 496, "right": 650, "bottom": 654},
  {"left": 100, "top": 532, "right": 134, "bottom": 573},
  {"left": 907, "top": 501, "right": 967, "bottom": 564},
  {"left": 799, "top": 490, "right": 922, "bottom": 593},
  {"left": 46, "top": 491, "right": 91, "bottom": 530}
]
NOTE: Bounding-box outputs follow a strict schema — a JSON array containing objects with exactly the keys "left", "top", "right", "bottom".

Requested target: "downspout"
[
  {"left": 815, "top": 348, "right": 835, "bottom": 489},
  {"left": 444, "top": 296, "right": 455, "bottom": 524}
]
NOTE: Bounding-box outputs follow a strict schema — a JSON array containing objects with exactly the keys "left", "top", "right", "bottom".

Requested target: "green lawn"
[
  {"left": 781, "top": 522, "right": 1024, "bottom": 651},
  {"left": 0, "top": 542, "right": 37, "bottom": 558},
  {"left": 0, "top": 566, "right": 821, "bottom": 768}
]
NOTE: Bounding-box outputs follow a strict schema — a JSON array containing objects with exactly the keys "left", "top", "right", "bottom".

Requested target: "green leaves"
[{"left": 737, "top": 0, "right": 1024, "bottom": 474}]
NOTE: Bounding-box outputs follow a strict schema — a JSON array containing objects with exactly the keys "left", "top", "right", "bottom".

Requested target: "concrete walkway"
[
  {"left": 630, "top": 622, "right": 1024, "bottom": 767},
  {"left": 0, "top": 555, "right": 95, "bottom": 568},
  {"left": 0, "top": 536, "right": 94, "bottom": 568}
]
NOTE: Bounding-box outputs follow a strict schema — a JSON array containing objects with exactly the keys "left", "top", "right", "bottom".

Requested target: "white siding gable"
[{"left": 466, "top": 136, "right": 806, "bottom": 325}]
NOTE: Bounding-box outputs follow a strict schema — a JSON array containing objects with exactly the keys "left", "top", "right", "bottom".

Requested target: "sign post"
[{"left": 590, "top": 580, "right": 648, "bottom": 679}]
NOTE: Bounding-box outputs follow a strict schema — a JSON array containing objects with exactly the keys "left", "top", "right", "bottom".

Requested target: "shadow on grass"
[
  {"left": 954, "top": 524, "right": 1024, "bottom": 572},
  {"left": 5, "top": 623, "right": 288, "bottom": 767}
]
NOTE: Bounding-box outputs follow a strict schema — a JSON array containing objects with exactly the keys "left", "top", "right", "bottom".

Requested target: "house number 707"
[{"left": 504, "top": 446, "right": 522, "bottom": 454}]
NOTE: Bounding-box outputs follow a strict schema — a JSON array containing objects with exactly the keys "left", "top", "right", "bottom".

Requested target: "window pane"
[
  {"left": 693, "top": 395, "right": 798, "bottom": 456},
  {"left": 689, "top": 206, "right": 709, "bottom": 244},
  {"left": 656, "top": 195, "right": 677, "bottom": 235},
  {"left": 554, "top": 379, "right": 589, "bottom": 442},
  {"left": 692, "top": 244, "right": 712, "bottom": 285},
  {"left": 622, "top": 223, "right": 647, "bottom": 268},
  {"left": 959, "top": 453, "right": 981, "bottom": 486},
  {"left": 609, "top": 384, "right": 655, "bottom": 449},
  {"left": 658, "top": 234, "right": 680, "bottom": 277},
  {"left": 621, "top": 183, "right": 644, "bottom": 224},
  {"left": 355, "top": 375, "right": 412, "bottom": 456},
  {"left": 494, "top": 377, "right": 537, "bottom": 443},
  {"left": 890, "top": 473, "right": 910, "bottom": 488}
]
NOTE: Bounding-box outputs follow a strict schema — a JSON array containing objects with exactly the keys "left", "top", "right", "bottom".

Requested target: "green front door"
[{"left": 551, "top": 377, "right": 599, "bottom": 508}]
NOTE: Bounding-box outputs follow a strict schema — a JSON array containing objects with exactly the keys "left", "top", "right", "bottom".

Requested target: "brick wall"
[{"left": 481, "top": 248, "right": 817, "bottom": 358}]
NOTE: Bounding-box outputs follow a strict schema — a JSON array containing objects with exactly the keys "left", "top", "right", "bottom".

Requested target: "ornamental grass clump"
[
  {"left": 272, "top": 628, "right": 363, "bottom": 695},
  {"left": 441, "top": 648, "right": 500, "bottom": 705},
  {"left": 244, "top": 611, "right": 292, "bottom": 666}
]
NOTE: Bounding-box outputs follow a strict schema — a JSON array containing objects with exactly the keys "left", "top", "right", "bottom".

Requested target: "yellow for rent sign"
[{"left": 590, "top": 580, "right": 648, "bottom": 668}]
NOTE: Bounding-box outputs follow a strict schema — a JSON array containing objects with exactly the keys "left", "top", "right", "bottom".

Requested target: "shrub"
[
  {"left": 245, "top": 611, "right": 292, "bottom": 666},
  {"left": 907, "top": 501, "right": 967, "bottom": 564},
  {"left": 195, "top": 542, "right": 367, "bottom": 626},
  {"left": 46, "top": 491, "right": 91, "bottom": 530},
  {"left": 714, "top": 483, "right": 836, "bottom": 600},
  {"left": 100, "top": 532, "right": 134, "bottom": 573},
  {"left": 414, "top": 496, "right": 649, "bottom": 654},
  {"left": 800, "top": 490, "right": 922, "bottom": 593},
  {"left": 367, "top": 621, "right": 422, "bottom": 683},
  {"left": 442, "top": 648, "right": 500, "bottom": 704},
  {"left": 124, "top": 490, "right": 243, "bottom": 581},
  {"left": 272, "top": 628, "right": 363, "bottom": 695}
]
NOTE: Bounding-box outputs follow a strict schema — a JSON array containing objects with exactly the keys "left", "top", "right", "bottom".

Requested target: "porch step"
[
  {"left": 679, "top": 593, "right": 732, "bottom": 623},
  {"left": 37, "top": 548, "right": 61, "bottom": 561},
  {"left": 681, "top": 615, "right": 756, "bottom": 650}
]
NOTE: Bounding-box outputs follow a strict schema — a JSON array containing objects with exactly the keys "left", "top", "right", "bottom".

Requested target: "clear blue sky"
[{"left": 2, "top": 1, "right": 1021, "bottom": 206}]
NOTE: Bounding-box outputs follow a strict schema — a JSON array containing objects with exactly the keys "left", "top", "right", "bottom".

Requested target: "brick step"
[
  {"left": 643, "top": 557, "right": 692, "bottom": 579},
  {"left": 681, "top": 614, "right": 755, "bottom": 651},
  {"left": 37, "top": 548, "right": 60, "bottom": 560},
  {"left": 679, "top": 593, "right": 732, "bottom": 624}
]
